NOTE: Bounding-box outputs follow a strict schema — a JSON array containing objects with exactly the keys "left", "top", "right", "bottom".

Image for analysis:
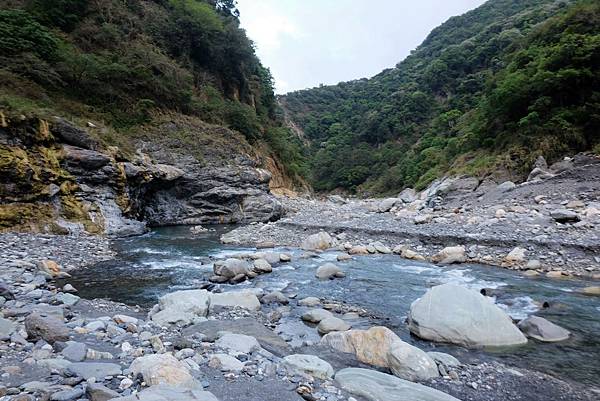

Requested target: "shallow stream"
[{"left": 64, "top": 226, "right": 600, "bottom": 386}]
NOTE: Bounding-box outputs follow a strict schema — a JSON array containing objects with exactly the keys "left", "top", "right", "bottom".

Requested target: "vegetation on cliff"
[
  {"left": 0, "top": 0, "right": 307, "bottom": 179},
  {"left": 281, "top": 0, "right": 600, "bottom": 193}
]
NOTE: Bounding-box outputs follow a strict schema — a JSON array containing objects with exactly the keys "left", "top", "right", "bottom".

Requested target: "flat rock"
[
  {"left": 335, "top": 368, "right": 460, "bottom": 401},
  {"left": 408, "top": 284, "right": 527, "bottom": 347},
  {"left": 209, "top": 290, "right": 261, "bottom": 313},
  {"left": 152, "top": 289, "right": 210, "bottom": 326},
  {"left": 208, "top": 353, "right": 244, "bottom": 372},
  {"left": 517, "top": 316, "right": 571, "bottom": 342},
  {"left": 0, "top": 317, "right": 16, "bottom": 340},
  {"left": 283, "top": 354, "right": 334, "bottom": 379},
  {"left": 61, "top": 342, "right": 88, "bottom": 362},
  {"left": 109, "top": 384, "right": 218, "bottom": 401},
  {"left": 67, "top": 362, "right": 122, "bottom": 380},
  {"left": 215, "top": 333, "right": 261, "bottom": 354},
  {"left": 182, "top": 318, "right": 290, "bottom": 357},
  {"left": 86, "top": 383, "right": 120, "bottom": 401}
]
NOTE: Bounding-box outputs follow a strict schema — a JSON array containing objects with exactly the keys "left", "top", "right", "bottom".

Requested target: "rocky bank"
[{"left": 223, "top": 154, "right": 600, "bottom": 279}]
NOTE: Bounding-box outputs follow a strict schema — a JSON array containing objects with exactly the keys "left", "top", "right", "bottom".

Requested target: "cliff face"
[{"left": 0, "top": 113, "right": 284, "bottom": 236}]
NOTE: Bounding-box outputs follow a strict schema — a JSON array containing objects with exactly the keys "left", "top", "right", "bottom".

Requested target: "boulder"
[
  {"left": 431, "top": 246, "right": 466, "bottom": 264},
  {"left": 496, "top": 181, "right": 516, "bottom": 192},
  {"left": 37, "top": 260, "right": 64, "bottom": 278},
  {"left": 261, "top": 291, "right": 288, "bottom": 305},
  {"left": 517, "top": 316, "right": 570, "bottom": 342},
  {"left": 215, "top": 333, "right": 261, "bottom": 354},
  {"left": 253, "top": 259, "right": 272, "bottom": 273},
  {"left": 427, "top": 352, "right": 461, "bottom": 368},
  {"left": 315, "top": 263, "right": 345, "bottom": 279},
  {"left": 372, "top": 242, "right": 392, "bottom": 254},
  {"left": 298, "top": 297, "right": 321, "bottom": 307},
  {"left": 25, "top": 313, "right": 70, "bottom": 344},
  {"left": 86, "top": 383, "right": 120, "bottom": 401},
  {"left": 283, "top": 354, "right": 334, "bottom": 379},
  {"left": 321, "top": 326, "right": 438, "bottom": 381},
  {"left": 61, "top": 342, "right": 88, "bottom": 362},
  {"left": 130, "top": 353, "right": 195, "bottom": 387},
  {"left": 581, "top": 286, "right": 600, "bottom": 296},
  {"left": 301, "top": 231, "right": 333, "bottom": 251},
  {"left": 377, "top": 198, "right": 399, "bottom": 213},
  {"left": 213, "top": 258, "right": 250, "bottom": 278},
  {"left": 400, "top": 248, "right": 426, "bottom": 261},
  {"left": 109, "top": 384, "right": 218, "bottom": 401},
  {"left": 152, "top": 290, "right": 210, "bottom": 327},
  {"left": 302, "top": 309, "right": 334, "bottom": 323},
  {"left": 348, "top": 245, "right": 369, "bottom": 255},
  {"left": 317, "top": 317, "right": 351, "bottom": 335},
  {"left": 398, "top": 188, "right": 417, "bottom": 203},
  {"left": 209, "top": 290, "right": 261, "bottom": 313},
  {"left": 550, "top": 209, "right": 580, "bottom": 223},
  {"left": 408, "top": 284, "right": 527, "bottom": 347},
  {"left": 208, "top": 354, "right": 244, "bottom": 372},
  {"left": 335, "top": 368, "right": 460, "bottom": 401},
  {"left": 504, "top": 247, "right": 526, "bottom": 266}
]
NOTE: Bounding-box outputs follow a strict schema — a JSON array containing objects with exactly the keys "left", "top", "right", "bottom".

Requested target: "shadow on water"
[{"left": 64, "top": 225, "right": 600, "bottom": 386}]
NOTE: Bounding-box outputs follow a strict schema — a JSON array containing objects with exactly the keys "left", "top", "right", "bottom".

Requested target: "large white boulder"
[
  {"left": 431, "top": 246, "right": 466, "bottom": 264},
  {"left": 209, "top": 290, "right": 261, "bottom": 313},
  {"left": 301, "top": 231, "right": 333, "bottom": 250},
  {"left": 408, "top": 284, "right": 527, "bottom": 347}
]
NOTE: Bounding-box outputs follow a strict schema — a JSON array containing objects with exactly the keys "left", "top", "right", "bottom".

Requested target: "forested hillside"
[
  {"left": 281, "top": 0, "right": 600, "bottom": 194},
  {"left": 0, "top": 0, "right": 306, "bottom": 178}
]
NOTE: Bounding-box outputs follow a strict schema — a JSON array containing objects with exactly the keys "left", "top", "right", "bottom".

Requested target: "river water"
[{"left": 65, "top": 226, "right": 600, "bottom": 386}]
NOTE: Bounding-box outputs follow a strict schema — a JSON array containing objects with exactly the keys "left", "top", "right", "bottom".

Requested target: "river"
[{"left": 63, "top": 226, "right": 600, "bottom": 386}]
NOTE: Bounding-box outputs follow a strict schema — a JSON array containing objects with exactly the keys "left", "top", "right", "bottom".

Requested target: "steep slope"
[
  {"left": 281, "top": 0, "right": 600, "bottom": 194},
  {"left": 0, "top": 0, "right": 307, "bottom": 234}
]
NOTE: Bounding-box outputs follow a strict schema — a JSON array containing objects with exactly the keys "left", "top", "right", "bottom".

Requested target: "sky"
[{"left": 236, "top": 0, "right": 487, "bottom": 94}]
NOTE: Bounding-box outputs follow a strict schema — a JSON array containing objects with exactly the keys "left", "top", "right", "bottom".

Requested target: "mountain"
[
  {"left": 0, "top": 0, "right": 307, "bottom": 233},
  {"left": 280, "top": 0, "right": 600, "bottom": 194}
]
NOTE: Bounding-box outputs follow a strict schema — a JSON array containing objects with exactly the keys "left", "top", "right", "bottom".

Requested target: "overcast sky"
[{"left": 236, "top": 0, "right": 487, "bottom": 94}]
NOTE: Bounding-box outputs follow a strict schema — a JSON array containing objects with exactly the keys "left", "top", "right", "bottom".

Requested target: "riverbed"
[{"left": 64, "top": 226, "right": 600, "bottom": 387}]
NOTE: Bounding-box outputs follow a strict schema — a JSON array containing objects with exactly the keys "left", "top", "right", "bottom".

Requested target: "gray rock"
[
  {"left": 130, "top": 354, "right": 195, "bottom": 387},
  {"left": 25, "top": 313, "right": 70, "bottom": 344},
  {"left": 335, "top": 368, "right": 460, "bottom": 401},
  {"left": 427, "top": 352, "right": 461, "bottom": 368},
  {"left": 550, "top": 209, "right": 580, "bottom": 223},
  {"left": 61, "top": 342, "right": 88, "bottom": 362},
  {"left": 50, "top": 388, "right": 84, "bottom": 401},
  {"left": 496, "top": 181, "right": 516, "bottom": 192},
  {"left": 517, "top": 316, "right": 571, "bottom": 342},
  {"left": 0, "top": 317, "right": 16, "bottom": 340},
  {"left": 261, "top": 291, "right": 288, "bottom": 305},
  {"left": 317, "top": 317, "right": 351, "bottom": 334},
  {"left": 213, "top": 258, "right": 250, "bottom": 279},
  {"left": 55, "top": 293, "right": 80, "bottom": 307},
  {"left": 215, "top": 333, "right": 260, "bottom": 354},
  {"left": 315, "top": 263, "right": 344, "bottom": 279},
  {"left": 86, "top": 383, "right": 120, "bottom": 401},
  {"left": 377, "top": 198, "right": 399, "bottom": 213},
  {"left": 208, "top": 353, "right": 244, "bottom": 372},
  {"left": 152, "top": 289, "right": 210, "bottom": 327},
  {"left": 283, "top": 354, "right": 334, "bottom": 379},
  {"left": 431, "top": 246, "right": 466, "bottom": 264},
  {"left": 301, "top": 231, "right": 333, "bottom": 250},
  {"left": 398, "top": 188, "right": 417, "bottom": 203},
  {"left": 301, "top": 308, "right": 334, "bottom": 323},
  {"left": 408, "top": 284, "right": 527, "bottom": 347},
  {"left": 253, "top": 259, "right": 272, "bottom": 273},
  {"left": 109, "top": 384, "right": 218, "bottom": 401},
  {"left": 182, "top": 318, "right": 291, "bottom": 357},
  {"left": 209, "top": 290, "right": 261, "bottom": 313},
  {"left": 298, "top": 297, "right": 320, "bottom": 307},
  {"left": 66, "top": 362, "right": 122, "bottom": 380}
]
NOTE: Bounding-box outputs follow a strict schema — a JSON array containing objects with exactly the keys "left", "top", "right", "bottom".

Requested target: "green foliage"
[
  {"left": 0, "top": 0, "right": 302, "bottom": 181},
  {"left": 0, "top": 9, "right": 59, "bottom": 60},
  {"left": 26, "top": 0, "right": 88, "bottom": 32},
  {"left": 282, "top": 0, "right": 599, "bottom": 193}
]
